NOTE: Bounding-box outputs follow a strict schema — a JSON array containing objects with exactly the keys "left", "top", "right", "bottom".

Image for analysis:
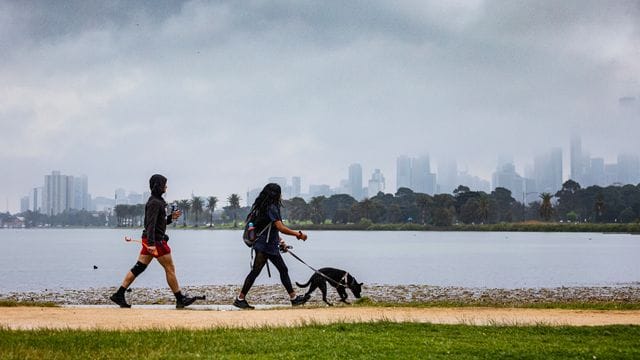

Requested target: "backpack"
[{"left": 242, "top": 211, "right": 272, "bottom": 247}]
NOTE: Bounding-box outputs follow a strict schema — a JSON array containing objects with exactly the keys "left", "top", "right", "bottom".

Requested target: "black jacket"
[{"left": 144, "top": 194, "right": 173, "bottom": 246}]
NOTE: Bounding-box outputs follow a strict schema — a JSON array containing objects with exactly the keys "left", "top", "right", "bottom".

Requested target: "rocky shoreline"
[{"left": 3, "top": 284, "right": 640, "bottom": 306}]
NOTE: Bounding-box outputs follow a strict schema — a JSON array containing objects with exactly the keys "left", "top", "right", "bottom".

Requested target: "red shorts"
[{"left": 140, "top": 236, "right": 171, "bottom": 258}]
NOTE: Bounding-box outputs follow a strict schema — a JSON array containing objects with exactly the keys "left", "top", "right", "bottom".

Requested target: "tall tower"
[
  {"left": 570, "top": 135, "right": 584, "bottom": 184},
  {"left": 348, "top": 163, "right": 363, "bottom": 200},
  {"left": 396, "top": 156, "right": 412, "bottom": 191}
]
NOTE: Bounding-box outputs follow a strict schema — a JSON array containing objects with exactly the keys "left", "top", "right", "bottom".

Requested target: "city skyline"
[
  {"left": 2, "top": 1, "right": 639, "bottom": 213},
  {"left": 14, "top": 134, "right": 640, "bottom": 213}
]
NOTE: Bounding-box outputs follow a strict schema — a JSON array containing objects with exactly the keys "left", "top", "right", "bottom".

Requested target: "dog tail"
[{"left": 295, "top": 279, "right": 311, "bottom": 288}]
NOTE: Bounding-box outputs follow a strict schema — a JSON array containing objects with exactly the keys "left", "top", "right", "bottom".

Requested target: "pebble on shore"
[{"left": 2, "top": 284, "right": 640, "bottom": 306}]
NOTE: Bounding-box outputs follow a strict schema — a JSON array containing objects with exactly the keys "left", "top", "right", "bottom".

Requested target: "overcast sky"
[{"left": 1, "top": 0, "right": 639, "bottom": 212}]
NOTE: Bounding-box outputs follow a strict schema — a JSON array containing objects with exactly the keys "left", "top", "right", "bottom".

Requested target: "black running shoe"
[
  {"left": 233, "top": 298, "right": 255, "bottom": 310},
  {"left": 110, "top": 292, "right": 131, "bottom": 308},
  {"left": 290, "top": 294, "right": 308, "bottom": 306},
  {"left": 176, "top": 295, "right": 197, "bottom": 309}
]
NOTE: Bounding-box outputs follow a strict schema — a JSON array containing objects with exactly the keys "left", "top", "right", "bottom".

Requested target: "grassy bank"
[
  {"left": 353, "top": 298, "right": 640, "bottom": 310},
  {"left": 1, "top": 322, "right": 638, "bottom": 359},
  {"left": 0, "top": 300, "right": 56, "bottom": 307}
]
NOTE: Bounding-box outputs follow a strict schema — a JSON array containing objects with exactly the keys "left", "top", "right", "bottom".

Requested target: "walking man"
[{"left": 110, "top": 174, "right": 199, "bottom": 309}]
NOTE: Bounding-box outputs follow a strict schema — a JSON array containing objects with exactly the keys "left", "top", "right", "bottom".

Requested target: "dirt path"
[{"left": 2, "top": 307, "right": 640, "bottom": 330}]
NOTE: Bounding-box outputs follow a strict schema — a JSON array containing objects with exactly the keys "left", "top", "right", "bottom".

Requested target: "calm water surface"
[{"left": 0, "top": 229, "right": 638, "bottom": 292}]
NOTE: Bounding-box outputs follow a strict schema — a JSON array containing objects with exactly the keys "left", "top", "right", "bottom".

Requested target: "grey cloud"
[{"left": 1, "top": 0, "right": 639, "bottom": 212}]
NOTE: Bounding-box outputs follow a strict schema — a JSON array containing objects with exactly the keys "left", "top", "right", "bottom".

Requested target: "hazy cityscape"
[{"left": 9, "top": 135, "right": 640, "bottom": 219}]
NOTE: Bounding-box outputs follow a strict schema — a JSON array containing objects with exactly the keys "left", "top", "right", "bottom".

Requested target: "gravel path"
[
  {"left": 2, "top": 307, "right": 640, "bottom": 330},
  {"left": 2, "top": 284, "right": 639, "bottom": 306}
]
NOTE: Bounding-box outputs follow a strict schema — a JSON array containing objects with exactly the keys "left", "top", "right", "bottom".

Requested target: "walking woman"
[
  {"left": 234, "top": 183, "right": 309, "bottom": 309},
  {"left": 110, "top": 174, "right": 199, "bottom": 309}
]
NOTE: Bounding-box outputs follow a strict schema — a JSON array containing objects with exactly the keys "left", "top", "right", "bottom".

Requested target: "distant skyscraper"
[
  {"left": 43, "top": 171, "right": 69, "bottom": 216},
  {"left": 31, "top": 187, "right": 42, "bottom": 213},
  {"left": 368, "top": 169, "right": 386, "bottom": 198},
  {"left": 291, "top": 177, "right": 301, "bottom": 198},
  {"left": 533, "top": 148, "right": 563, "bottom": 194},
  {"left": 411, "top": 156, "right": 431, "bottom": 194},
  {"left": 309, "top": 184, "right": 332, "bottom": 198},
  {"left": 587, "top": 158, "right": 606, "bottom": 186},
  {"left": 72, "top": 175, "right": 89, "bottom": 210},
  {"left": 396, "top": 156, "right": 412, "bottom": 191},
  {"left": 20, "top": 196, "right": 30, "bottom": 213},
  {"left": 570, "top": 135, "right": 587, "bottom": 184},
  {"left": 115, "top": 188, "right": 127, "bottom": 205},
  {"left": 246, "top": 188, "right": 261, "bottom": 207},
  {"left": 348, "top": 163, "right": 363, "bottom": 200},
  {"left": 492, "top": 162, "right": 523, "bottom": 197},
  {"left": 617, "top": 154, "right": 640, "bottom": 185},
  {"left": 437, "top": 159, "right": 458, "bottom": 194}
]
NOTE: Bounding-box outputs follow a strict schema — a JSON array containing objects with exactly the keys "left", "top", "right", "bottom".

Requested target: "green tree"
[
  {"left": 226, "top": 194, "right": 242, "bottom": 228},
  {"left": 618, "top": 207, "right": 637, "bottom": 223},
  {"left": 309, "top": 196, "right": 326, "bottom": 224},
  {"left": 206, "top": 196, "right": 218, "bottom": 227},
  {"left": 191, "top": 195, "right": 203, "bottom": 227},
  {"left": 177, "top": 199, "right": 191, "bottom": 227},
  {"left": 539, "top": 193, "right": 554, "bottom": 221},
  {"left": 431, "top": 194, "right": 455, "bottom": 226},
  {"left": 285, "top": 197, "right": 309, "bottom": 223},
  {"left": 415, "top": 193, "right": 433, "bottom": 225}
]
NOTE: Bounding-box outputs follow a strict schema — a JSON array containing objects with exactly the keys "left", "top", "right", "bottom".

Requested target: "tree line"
[
  {"left": 9, "top": 180, "right": 640, "bottom": 228},
  {"left": 223, "top": 180, "right": 640, "bottom": 226}
]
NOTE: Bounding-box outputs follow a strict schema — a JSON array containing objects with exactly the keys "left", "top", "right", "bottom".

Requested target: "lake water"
[{"left": 0, "top": 229, "right": 638, "bottom": 292}]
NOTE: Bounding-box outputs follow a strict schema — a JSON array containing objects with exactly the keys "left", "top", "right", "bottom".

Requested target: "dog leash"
[{"left": 286, "top": 250, "right": 349, "bottom": 289}]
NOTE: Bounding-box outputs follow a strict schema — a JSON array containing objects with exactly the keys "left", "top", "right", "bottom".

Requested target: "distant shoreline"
[{"left": 6, "top": 223, "right": 640, "bottom": 233}]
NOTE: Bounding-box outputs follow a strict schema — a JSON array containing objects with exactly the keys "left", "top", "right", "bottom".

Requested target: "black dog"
[{"left": 296, "top": 267, "right": 363, "bottom": 306}]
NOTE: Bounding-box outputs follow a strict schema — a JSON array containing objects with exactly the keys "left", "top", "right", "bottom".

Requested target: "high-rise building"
[
  {"left": 246, "top": 188, "right": 261, "bottom": 207},
  {"left": 348, "top": 163, "right": 363, "bottom": 200},
  {"left": 617, "top": 154, "right": 640, "bottom": 185},
  {"left": 291, "top": 177, "right": 301, "bottom": 198},
  {"left": 42, "top": 171, "right": 90, "bottom": 215},
  {"left": 72, "top": 175, "right": 89, "bottom": 210},
  {"left": 533, "top": 148, "right": 563, "bottom": 194},
  {"left": 309, "top": 184, "right": 332, "bottom": 198},
  {"left": 411, "top": 156, "right": 436, "bottom": 195},
  {"left": 368, "top": 169, "right": 386, "bottom": 198},
  {"left": 43, "top": 171, "right": 68, "bottom": 215},
  {"left": 30, "top": 187, "right": 43, "bottom": 213},
  {"left": 397, "top": 155, "right": 437, "bottom": 194},
  {"left": 492, "top": 162, "right": 524, "bottom": 197},
  {"left": 396, "top": 156, "right": 412, "bottom": 191},
  {"left": 20, "top": 196, "right": 30, "bottom": 213},
  {"left": 115, "top": 188, "right": 127, "bottom": 205},
  {"left": 586, "top": 158, "right": 606, "bottom": 186},
  {"left": 437, "top": 159, "right": 458, "bottom": 194}
]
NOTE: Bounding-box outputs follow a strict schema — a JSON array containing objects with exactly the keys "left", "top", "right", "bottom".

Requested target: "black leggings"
[{"left": 241, "top": 251, "right": 293, "bottom": 295}]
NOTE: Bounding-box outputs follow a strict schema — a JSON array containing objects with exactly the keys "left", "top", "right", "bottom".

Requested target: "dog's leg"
[
  {"left": 338, "top": 287, "right": 350, "bottom": 304},
  {"left": 306, "top": 277, "right": 319, "bottom": 299},
  {"left": 319, "top": 281, "right": 332, "bottom": 306}
]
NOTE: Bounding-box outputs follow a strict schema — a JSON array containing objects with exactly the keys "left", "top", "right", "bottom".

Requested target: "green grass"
[
  {"left": 353, "top": 297, "right": 640, "bottom": 310},
  {"left": 0, "top": 322, "right": 638, "bottom": 359},
  {"left": 0, "top": 300, "right": 57, "bottom": 307}
]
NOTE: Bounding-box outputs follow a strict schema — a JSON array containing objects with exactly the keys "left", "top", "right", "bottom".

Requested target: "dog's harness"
[{"left": 287, "top": 250, "right": 351, "bottom": 289}]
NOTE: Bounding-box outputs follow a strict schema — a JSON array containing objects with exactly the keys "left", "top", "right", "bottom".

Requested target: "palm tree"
[
  {"left": 477, "top": 196, "right": 490, "bottom": 224},
  {"left": 309, "top": 196, "right": 326, "bottom": 224},
  {"left": 206, "top": 196, "right": 218, "bottom": 227},
  {"left": 227, "top": 194, "right": 241, "bottom": 228},
  {"left": 415, "top": 194, "right": 433, "bottom": 225},
  {"left": 178, "top": 199, "right": 191, "bottom": 227},
  {"left": 539, "top": 193, "right": 554, "bottom": 221},
  {"left": 191, "top": 195, "right": 203, "bottom": 227}
]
